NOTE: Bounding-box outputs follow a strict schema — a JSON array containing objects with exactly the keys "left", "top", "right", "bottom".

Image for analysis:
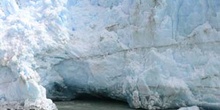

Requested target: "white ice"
[{"left": 0, "top": 0, "right": 220, "bottom": 109}]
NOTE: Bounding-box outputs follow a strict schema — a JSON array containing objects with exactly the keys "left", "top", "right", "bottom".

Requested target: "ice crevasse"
[{"left": 0, "top": 0, "right": 220, "bottom": 109}]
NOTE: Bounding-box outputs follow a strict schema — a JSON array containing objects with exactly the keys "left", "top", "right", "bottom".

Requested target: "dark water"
[
  {"left": 54, "top": 95, "right": 178, "bottom": 110},
  {"left": 55, "top": 99, "right": 135, "bottom": 110}
]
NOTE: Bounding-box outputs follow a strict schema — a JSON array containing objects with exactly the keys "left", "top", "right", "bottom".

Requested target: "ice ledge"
[{"left": 0, "top": 99, "right": 57, "bottom": 110}]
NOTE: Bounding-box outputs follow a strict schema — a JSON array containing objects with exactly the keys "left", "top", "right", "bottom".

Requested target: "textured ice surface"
[{"left": 0, "top": 0, "right": 220, "bottom": 109}]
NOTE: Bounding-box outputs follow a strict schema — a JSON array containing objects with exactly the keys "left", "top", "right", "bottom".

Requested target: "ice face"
[{"left": 0, "top": 0, "right": 220, "bottom": 109}]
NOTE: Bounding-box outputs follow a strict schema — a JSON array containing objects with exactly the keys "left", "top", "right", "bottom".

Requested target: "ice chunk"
[{"left": 178, "top": 106, "right": 200, "bottom": 110}]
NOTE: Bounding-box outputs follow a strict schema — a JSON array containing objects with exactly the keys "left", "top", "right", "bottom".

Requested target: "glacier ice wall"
[{"left": 0, "top": 0, "right": 220, "bottom": 109}]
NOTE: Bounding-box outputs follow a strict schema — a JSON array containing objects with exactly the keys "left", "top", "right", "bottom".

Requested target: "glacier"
[{"left": 0, "top": 0, "right": 220, "bottom": 109}]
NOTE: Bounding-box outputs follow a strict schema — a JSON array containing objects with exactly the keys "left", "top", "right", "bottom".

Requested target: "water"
[
  {"left": 55, "top": 99, "right": 135, "bottom": 110},
  {"left": 55, "top": 95, "right": 177, "bottom": 110}
]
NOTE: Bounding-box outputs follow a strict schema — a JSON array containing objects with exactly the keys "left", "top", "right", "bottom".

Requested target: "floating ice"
[{"left": 178, "top": 106, "right": 200, "bottom": 110}]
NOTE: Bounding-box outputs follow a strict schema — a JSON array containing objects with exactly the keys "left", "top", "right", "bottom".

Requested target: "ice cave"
[{"left": 0, "top": 0, "right": 220, "bottom": 110}]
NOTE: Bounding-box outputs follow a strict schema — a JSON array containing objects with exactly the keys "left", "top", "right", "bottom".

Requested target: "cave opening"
[{"left": 54, "top": 93, "right": 138, "bottom": 110}]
